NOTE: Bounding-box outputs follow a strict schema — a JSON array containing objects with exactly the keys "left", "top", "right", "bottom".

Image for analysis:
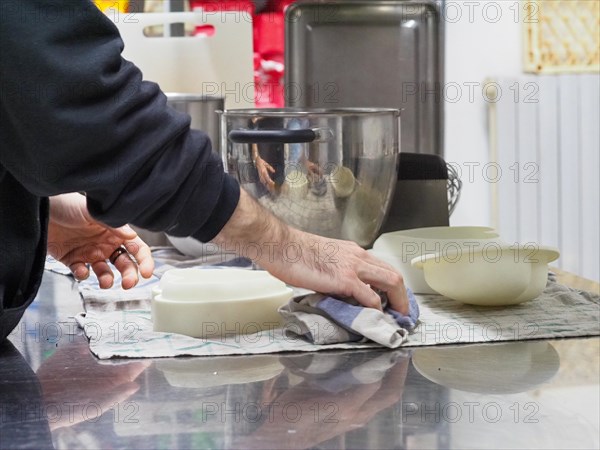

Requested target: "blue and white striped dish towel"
[{"left": 279, "top": 288, "right": 419, "bottom": 348}]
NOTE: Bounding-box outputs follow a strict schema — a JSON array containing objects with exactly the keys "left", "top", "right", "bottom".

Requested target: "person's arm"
[
  {"left": 213, "top": 190, "right": 408, "bottom": 313},
  {"left": 1, "top": 0, "right": 238, "bottom": 243},
  {"left": 0, "top": 1, "right": 407, "bottom": 311}
]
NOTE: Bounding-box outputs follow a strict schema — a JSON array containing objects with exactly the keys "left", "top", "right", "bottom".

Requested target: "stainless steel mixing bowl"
[
  {"left": 166, "top": 93, "right": 224, "bottom": 153},
  {"left": 221, "top": 108, "right": 400, "bottom": 247}
]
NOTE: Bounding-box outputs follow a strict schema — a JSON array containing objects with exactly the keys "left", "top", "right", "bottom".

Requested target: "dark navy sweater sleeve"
[{"left": 0, "top": 0, "right": 239, "bottom": 242}]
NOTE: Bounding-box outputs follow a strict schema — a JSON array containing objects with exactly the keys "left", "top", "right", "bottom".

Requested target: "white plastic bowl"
[
  {"left": 152, "top": 268, "right": 293, "bottom": 338},
  {"left": 411, "top": 245, "right": 560, "bottom": 306},
  {"left": 371, "top": 226, "right": 503, "bottom": 294},
  {"left": 166, "top": 234, "right": 219, "bottom": 258}
]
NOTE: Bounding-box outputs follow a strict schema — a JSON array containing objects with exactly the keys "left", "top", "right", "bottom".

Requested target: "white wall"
[
  {"left": 444, "top": 2, "right": 600, "bottom": 281},
  {"left": 444, "top": 1, "right": 523, "bottom": 226}
]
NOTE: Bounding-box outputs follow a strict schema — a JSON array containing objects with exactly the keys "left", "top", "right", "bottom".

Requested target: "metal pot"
[
  {"left": 166, "top": 93, "right": 224, "bottom": 153},
  {"left": 221, "top": 108, "right": 400, "bottom": 247}
]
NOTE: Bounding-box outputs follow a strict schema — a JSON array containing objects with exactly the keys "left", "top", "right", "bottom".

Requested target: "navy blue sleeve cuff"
[{"left": 191, "top": 174, "right": 240, "bottom": 243}]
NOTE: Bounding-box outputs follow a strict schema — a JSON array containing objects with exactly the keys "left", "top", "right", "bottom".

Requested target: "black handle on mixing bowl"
[{"left": 228, "top": 128, "right": 317, "bottom": 144}]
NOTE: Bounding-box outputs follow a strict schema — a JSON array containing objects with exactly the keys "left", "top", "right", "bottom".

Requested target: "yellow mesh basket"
[{"left": 524, "top": 0, "right": 600, "bottom": 73}]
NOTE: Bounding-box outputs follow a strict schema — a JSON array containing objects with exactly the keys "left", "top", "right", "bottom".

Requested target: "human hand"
[
  {"left": 266, "top": 229, "right": 408, "bottom": 314},
  {"left": 213, "top": 189, "right": 408, "bottom": 314},
  {"left": 47, "top": 193, "right": 154, "bottom": 289}
]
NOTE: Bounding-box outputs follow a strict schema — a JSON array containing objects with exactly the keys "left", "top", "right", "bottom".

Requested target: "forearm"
[
  {"left": 213, "top": 189, "right": 408, "bottom": 313},
  {"left": 212, "top": 189, "right": 294, "bottom": 266},
  {"left": 212, "top": 188, "right": 331, "bottom": 279}
]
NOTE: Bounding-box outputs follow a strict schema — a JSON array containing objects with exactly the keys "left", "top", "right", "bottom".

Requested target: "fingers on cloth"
[
  {"left": 349, "top": 279, "right": 385, "bottom": 311},
  {"left": 356, "top": 263, "right": 409, "bottom": 315},
  {"left": 124, "top": 238, "right": 154, "bottom": 279}
]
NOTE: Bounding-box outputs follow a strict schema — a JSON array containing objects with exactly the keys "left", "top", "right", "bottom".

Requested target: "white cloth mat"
[
  {"left": 47, "top": 249, "right": 600, "bottom": 359},
  {"left": 407, "top": 279, "right": 599, "bottom": 345}
]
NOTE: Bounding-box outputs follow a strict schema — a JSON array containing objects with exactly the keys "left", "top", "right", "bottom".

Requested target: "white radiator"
[{"left": 490, "top": 74, "right": 599, "bottom": 282}]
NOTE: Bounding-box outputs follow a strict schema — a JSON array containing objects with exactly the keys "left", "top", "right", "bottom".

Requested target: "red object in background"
[
  {"left": 254, "top": 11, "right": 284, "bottom": 58},
  {"left": 254, "top": 3, "right": 291, "bottom": 107},
  {"left": 253, "top": 11, "right": 284, "bottom": 107},
  {"left": 190, "top": 0, "right": 295, "bottom": 107}
]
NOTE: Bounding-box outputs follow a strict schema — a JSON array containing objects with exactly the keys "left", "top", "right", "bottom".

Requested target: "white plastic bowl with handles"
[
  {"left": 370, "top": 226, "right": 504, "bottom": 294},
  {"left": 411, "top": 244, "right": 560, "bottom": 306}
]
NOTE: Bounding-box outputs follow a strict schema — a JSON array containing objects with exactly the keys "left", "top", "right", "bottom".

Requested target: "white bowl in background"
[
  {"left": 166, "top": 234, "right": 240, "bottom": 266},
  {"left": 152, "top": 268, "right": 293, "bottom": 338},
  {"left": 166, "top": 234, "right": 219, "bottom": 258},
  {"left": 411, "top": 245, "right": 560, "bottom": 306},
  {"left": 371, "top": 226, "right": 504, "bottom": 294}
]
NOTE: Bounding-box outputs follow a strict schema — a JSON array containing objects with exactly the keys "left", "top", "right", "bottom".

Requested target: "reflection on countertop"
[
  {"left": 2, "top": 271, "right": 599, "bottom": 450},
  {"left": 412, "top": 341, "right": 561, "bottom": 394}
]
